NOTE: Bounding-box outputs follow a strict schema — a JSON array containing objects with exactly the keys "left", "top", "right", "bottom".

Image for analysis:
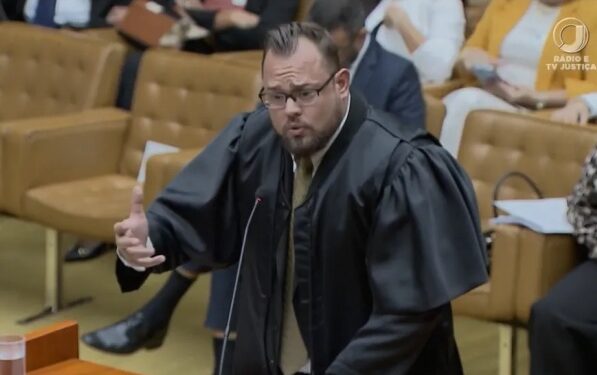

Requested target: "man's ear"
[{"left": 334, "top": 68, "right": 351, "bottom": 97}]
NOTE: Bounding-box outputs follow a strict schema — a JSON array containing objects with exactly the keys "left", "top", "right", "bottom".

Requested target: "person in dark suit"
[{"left": 309, "top": 0, "right": 425, "bottom": 130}]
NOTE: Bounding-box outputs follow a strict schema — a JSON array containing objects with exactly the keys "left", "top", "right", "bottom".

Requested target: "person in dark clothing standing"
[
  {"left": 82, "top": 3, "right": 425, "bottom": 373},
  {"left": 113, "top": 22, "right": 487, "bottom": 375}
]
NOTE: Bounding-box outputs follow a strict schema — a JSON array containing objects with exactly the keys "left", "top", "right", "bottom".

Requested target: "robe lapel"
[{"left": 308, "top": 90, "right": 369, "bottom": 193}]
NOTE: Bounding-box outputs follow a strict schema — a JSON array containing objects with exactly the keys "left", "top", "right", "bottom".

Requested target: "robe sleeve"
[
  {"left": 146, "top": 113, "right": 249, "bottom": 273},
  {"left": 327, "top": 140, "right": 488, "bottom": 374}
]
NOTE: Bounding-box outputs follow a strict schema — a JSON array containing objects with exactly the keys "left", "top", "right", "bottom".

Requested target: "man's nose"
[{"left": 284, "top": 96, "right": 302, "bottom": 116}]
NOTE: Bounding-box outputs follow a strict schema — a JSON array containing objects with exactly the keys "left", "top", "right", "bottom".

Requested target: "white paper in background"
[
  {"left": 137, "top": 141, "right": 180, "bottom": 183},
  {"left": 491, "top": 198, "right": 574, "bottom": 234}
]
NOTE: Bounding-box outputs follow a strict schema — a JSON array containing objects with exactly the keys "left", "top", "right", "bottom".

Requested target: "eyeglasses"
[{"left": 258, "top": 71, "right": 337, "bottom": 109}]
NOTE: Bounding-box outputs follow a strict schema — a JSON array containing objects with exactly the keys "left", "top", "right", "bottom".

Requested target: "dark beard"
[
  {"left": 280, "top": 99, "right": 345, "bottom": 157},
  {"left": 282, "top": 129, "right": 334, "bottom": 158}
]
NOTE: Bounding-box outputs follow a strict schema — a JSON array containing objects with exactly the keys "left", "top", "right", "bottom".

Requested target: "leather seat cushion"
[{"left": 24, "top": 175, "right": 137, "bottom": 241}]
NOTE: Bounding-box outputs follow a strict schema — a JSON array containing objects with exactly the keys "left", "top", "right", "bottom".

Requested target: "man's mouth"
[{"left": 287, "top": 124, "right": 307, "bottom": 137}]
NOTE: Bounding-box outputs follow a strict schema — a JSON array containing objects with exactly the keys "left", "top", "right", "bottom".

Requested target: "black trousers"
[{"left": 529, "top": 259, "right": 597, "bottom": 375}]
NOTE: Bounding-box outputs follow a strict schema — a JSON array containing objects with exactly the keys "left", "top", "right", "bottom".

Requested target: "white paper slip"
[
  {"left": 137, "top": 141, "right": 180, "bottom": 183},
  {"left": 491, "top": 198, "right": 573, "bottom": 234}
]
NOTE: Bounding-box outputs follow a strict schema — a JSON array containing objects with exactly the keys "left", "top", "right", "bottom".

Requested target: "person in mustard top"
[{"left": 439, "top": 0, "right": 597, "bottom": 157}]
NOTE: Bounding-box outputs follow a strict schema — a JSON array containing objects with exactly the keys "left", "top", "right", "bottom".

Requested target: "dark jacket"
[
  {"left": 118, "top": 91, "right": 487, "bottom": 374},
  {"left": 0, "top": 2, "right": 7, "bottom": 20},
  {"left": 353, "top": 33, "right": 425, "bottom": 130},
  {"left": 1, "top": 0, "right": 131, "bottom": 27},
  {"left": 187, "top": 0, "right": 299, "bottom": 51}
]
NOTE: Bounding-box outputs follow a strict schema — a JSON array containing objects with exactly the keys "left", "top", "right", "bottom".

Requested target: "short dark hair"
[
  {"left": 307, "top": 0, "right": 366, "bottom": 37},
  {"left": 262, "top": 22, "right": 340, "bottom": 74}
]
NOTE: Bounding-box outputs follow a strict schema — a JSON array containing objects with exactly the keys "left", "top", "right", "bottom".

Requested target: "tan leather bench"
[
  {"left": 452, "top": 109, "right": 597, "bottom": 375},
  {"left": 0, "top": 22, "right": 125, "bottom": 216},
  {"left": 3, "top": 49, "right": 260, "bottom": 320}
]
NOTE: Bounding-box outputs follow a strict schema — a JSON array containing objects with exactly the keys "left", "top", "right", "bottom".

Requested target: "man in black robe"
[{"left": 115, "top": 22, "right": 488, "bottom": 375}]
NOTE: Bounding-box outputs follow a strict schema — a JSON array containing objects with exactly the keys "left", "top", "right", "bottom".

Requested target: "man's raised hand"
[{"left": 114, "top": 185, "right": 165, "bottom": 269}]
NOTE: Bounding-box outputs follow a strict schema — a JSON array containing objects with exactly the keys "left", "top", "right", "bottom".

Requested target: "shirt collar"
[{"left": 349, "top": 35, "right": 371, "bottom": 80}]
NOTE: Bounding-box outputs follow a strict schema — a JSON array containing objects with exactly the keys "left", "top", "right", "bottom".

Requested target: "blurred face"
[
  {"left": 329, "top": 27, "right": 367, "bottom": 68},
  {"left": 261, "top": 38, "right": 350, "bottom": 158}
]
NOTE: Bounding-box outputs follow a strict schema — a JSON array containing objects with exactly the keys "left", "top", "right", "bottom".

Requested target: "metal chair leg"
[
  {"left": 17, "top": 229, "right": 92, "bottom": 324},
  {"left": 498, "top": 324, "right": 518, "bottom": 375}
]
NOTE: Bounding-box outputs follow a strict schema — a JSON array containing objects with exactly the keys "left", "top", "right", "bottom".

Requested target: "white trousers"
[{"left": 440, "top": 87, "right": 519, "bottom": 157}]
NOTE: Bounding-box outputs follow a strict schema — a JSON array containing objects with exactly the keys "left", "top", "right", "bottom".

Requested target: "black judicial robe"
[{"left": 117, "top": 92, "right": 488, "bottom": 374}]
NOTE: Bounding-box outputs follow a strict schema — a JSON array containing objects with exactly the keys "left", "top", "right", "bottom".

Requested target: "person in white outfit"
[
  {"left": 439, "top": 0, "right": 597, "bottom": 157},
  {"left": 365, "top": 0, "right": 466, "bottom": 84}
]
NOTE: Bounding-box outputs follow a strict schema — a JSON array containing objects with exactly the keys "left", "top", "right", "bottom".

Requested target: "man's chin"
[{"left": 283, "top": 137, "right": 319, "bottom": 157}]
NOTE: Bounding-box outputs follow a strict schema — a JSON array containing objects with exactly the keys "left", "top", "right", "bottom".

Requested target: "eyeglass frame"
[{"left": 258, "top": 71, "right": 338, "bottom": 109}]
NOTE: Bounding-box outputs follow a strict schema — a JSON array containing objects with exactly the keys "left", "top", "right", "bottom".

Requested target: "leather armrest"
[
  {"left": 513, "top": 229, "right": 581, "bottom": 323},
  {"left": 143, "top": 148, "right": 202, "bottom": 206},
  {"left": 482, "top": 224, "right": 523, "bottom": 321},
  {"left": 423, "top": 79, "right": 465, "bottom": 99},
  {"left": 1, "top": 108, "right": 130, "bottom": 215}
]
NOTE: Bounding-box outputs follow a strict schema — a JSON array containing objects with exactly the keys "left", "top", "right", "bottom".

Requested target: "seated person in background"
[
  {"left": 309, "top": 0, "right": 425, "bottom": 129},
  {"left": 82, "top": 2, "right": 426, "bottom": 371},
  {"left": 439, "top": 0, "right": 597, "bottom": 157},
  {"left": 529, "top": 144, "right": 597, "bottom": 375},
  {"left": 1, "top": 0, "right": 131, "bottom": 28},
  {"left": 364, "top": 0, "right": 466, "bottom": 84},
  {"left": 552, "top": 92, "right": 597, "bottom": 125},
  {"left": 115, "top": 0, "right": 298, "bottom": 109},
  {"left": 180, "top": 0, "right": 300, "bottom": 53}
]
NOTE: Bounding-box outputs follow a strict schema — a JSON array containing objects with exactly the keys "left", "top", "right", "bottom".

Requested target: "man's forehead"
[{"left": 262, "top": 38, "right": 327, "bottom": 77}]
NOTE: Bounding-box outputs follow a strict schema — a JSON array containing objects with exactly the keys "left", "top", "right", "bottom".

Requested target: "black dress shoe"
[
  {"left": 82, "top": 312, "right": 168, "bottom": 354},
  {"left": 64, "top": 241, "right": 108, "bottom": 262}
]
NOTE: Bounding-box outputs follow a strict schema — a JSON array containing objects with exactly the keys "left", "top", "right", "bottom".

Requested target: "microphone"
[{"left": 218, "top": 189, "right": 264, "bottom": 375}]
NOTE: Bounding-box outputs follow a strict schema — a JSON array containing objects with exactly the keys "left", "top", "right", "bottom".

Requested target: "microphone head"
[{"left": 255, "top": 186, "right": 267, "bottom": 202}]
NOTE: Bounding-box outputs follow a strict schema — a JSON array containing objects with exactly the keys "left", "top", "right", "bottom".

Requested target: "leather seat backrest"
[
  {"left": 0, "top": 22, "right": 124, "bottom": 121},
  {"left": 458, "top": 110, "right": 597, "bottom": 222},
  {"left": 120, "top": 49, "right": 261, "bottom": 177}
]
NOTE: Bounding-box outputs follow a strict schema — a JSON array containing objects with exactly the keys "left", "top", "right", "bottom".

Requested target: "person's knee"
[{"left": 444, "top": 87, "right": 488, "bottom": 110}]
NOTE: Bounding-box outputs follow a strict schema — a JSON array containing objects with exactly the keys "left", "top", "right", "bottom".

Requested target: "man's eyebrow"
[{"left": 264, "top": 82, "right": 314, "bottom": 91}]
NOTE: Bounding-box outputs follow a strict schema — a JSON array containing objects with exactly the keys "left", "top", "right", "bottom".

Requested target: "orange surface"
[{"left": 29, "top": 359, "right": 140, "bottom": 375}]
